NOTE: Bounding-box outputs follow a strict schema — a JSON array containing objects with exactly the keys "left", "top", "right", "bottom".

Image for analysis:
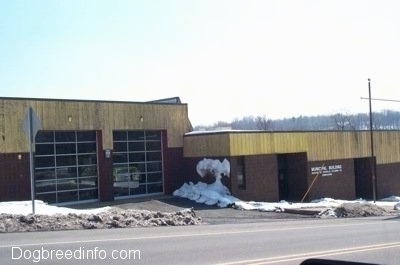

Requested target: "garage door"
[
  {"left": 34, "top": 131, "right": 98, "bottom": 204},
  {"left": 113, "top": 130, "right": 163, "bottom": 198}
]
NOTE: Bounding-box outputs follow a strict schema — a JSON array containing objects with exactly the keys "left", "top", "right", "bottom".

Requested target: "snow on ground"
[
  {"left": 173, "top": 158, "right": 237, "bottom": 207},
  {"left": 173, "top": 181, "right": 240, "bottom": 208},
  {"left": 174, "top": 158, "right": 400, "bottom": 213},
  {"left": 173, "top": 180, "right": 400, "bottom": 212},
  {"left": 236, "top": 197, "right": 400, "bottom": 212},
  {"left": 0, "top": 200, "right": 110, "bottom": 215}
]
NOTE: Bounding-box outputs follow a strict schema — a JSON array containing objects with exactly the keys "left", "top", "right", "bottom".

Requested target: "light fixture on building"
[
  {"left": 68, "top": 115, "right": 72, "bottom": 122},
  {"left": 105, "top": 149, "right": 111, "bottom": 158},
  {"left": 139, "top": 115, "right": 144, "bottom": 123},
  {"left": 17, "top": 154, "right": 22, "bottom": 160}
]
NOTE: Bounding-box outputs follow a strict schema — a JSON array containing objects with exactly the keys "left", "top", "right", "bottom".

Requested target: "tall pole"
[{"left": 368, "top": 78, "right": 377, "bottom": 203}]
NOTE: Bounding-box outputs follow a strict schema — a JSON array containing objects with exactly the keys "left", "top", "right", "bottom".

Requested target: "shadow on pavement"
[
  {"left": 158, "top": 196, "right": 221, "bottom": 211},
  {"left": 383, "top": 215, "right": 400, "bottom": 221}
]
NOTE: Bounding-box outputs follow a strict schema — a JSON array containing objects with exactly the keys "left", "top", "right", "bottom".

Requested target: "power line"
[{"left": 361, "top": 97, "right": 400, "bottom": 103}]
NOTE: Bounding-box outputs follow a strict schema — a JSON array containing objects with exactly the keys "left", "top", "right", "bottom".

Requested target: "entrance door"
[
  {"left": 277, "top": 155, "right": 289, "bottom": 201},
  {"left": 354, "top": 157, "right": 375, "bottom": 199},
  {"left": 277, "top": 152, "right": 308, "bottom": 201}
]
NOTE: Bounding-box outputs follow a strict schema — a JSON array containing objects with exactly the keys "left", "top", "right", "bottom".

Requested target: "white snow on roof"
[{"left": 185, "top": 129, "right": 264, "bottom": 136}]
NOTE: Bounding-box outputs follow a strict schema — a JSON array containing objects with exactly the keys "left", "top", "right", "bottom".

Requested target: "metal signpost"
[{"left": 23, "top": 107, "right": 41, "bottom": 214}]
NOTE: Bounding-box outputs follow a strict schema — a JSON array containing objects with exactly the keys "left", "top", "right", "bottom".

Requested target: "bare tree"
[
  {"left": 332, "top": 113, "right": 356, "bottom": 130},
  {"left": 256, "top": 115, "right": 272, "bottom": 131}
]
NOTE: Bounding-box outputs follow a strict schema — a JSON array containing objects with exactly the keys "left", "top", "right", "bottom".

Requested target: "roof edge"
[{"left": 0, "top": 96, "right": 187, "bottom": 106}]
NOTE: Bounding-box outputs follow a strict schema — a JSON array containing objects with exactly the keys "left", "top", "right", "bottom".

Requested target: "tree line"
[{"left": 194, "top": 110, "right": 400, "bottom": 131}]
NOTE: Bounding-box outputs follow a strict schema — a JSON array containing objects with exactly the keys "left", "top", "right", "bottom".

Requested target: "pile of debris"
[
  {"left": 317, "top": 203, "right": 389, "bottom": 218},
  {"left": 0, "top": 208, "right": 202, "bottom": 233}
]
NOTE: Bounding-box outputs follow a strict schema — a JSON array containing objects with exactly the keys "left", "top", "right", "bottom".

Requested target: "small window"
[
  {"left": 237, "top": 157, "right": 246, "bottom": 189},
  {"left": 78, "top": 142, "right": 97, "bottom": 153},
  {"left": 77, "top": 131, "right": 96, "bottom": 142},
  {"left": 56, "top": 143, "right": 76, "bottom": 154},
  {"left": 145, "top": 131, "right": 161, "bottom": 140},
  {"left": 35, "top": 156, "right": 55, "bottom": 168},
  {"left": 146, "top": 141, "right": 161, "bottom": 151},
  {"left": 128, "top": 131, "right": 144, "bottom": 141},
  {"left": 36, "top": 143, "right": 54, "bottom": 155},
  {"left": 55, "top": 132, "right": 75, "bottom": 142},
  {"left": 113, "top": 142, "right": 127, "bottom": 152},
  {"left": 36, "top": 131, "right": 54, "bottom": 143},
  {"left": 128, "top": 141, "right": 145, "bottom": 152},
  {"left": 113, "top": 131, "right": 127, "bottom": 141}
]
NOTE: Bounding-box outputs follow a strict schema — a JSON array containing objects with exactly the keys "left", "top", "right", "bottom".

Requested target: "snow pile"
[
  {"left": 234, "top": 198, "right": 348, "bottom": 211},
  {"left": 174, "top": 158, "right": 239, "bottom": 207},
  {"left": 0, "top": 208, "right": 202, "bottom": 233},
  {"left": 331, "top": 203, "right": 387, "bottom": 218},
  {"left": 196, "top": 158, "right": 230, "bottom": 178},
  {"left": 0, "top": 201, "right": 202, "bottom": 233},
  {"left": 231, "top": 197, "right": 399, "bottom": 218},
  {"left": 173, "top": 181, "right": 239, "bottom": 207}
]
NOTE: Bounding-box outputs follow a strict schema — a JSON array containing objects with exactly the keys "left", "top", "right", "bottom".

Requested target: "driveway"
[{"left": 73, "top": 196, "right": 315, "bottom": 225}]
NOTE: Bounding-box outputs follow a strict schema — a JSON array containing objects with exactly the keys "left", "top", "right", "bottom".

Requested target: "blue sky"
[{"left": 1, "top": 0, "right": 399, "bottom": 126}]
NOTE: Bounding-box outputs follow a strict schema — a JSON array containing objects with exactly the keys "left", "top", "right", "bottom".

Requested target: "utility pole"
[{"left": 368, "top": 78, "right": 377, "bottom": 203}]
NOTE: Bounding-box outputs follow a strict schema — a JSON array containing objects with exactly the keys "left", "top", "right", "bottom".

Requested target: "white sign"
[{"left": 311, "top": 164, "right": 342, "bottom": 177}]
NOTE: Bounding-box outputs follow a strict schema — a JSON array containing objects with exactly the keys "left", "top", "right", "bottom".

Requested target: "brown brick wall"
[
  {"left": 231, "top": 154, "right": 279, "bottom": 202},
  {"left": 97, "top": 130, "right": 114, "bottom": 202},
  {"left": 164, "top": 147, "right": 185, "bottom": 194},
  {"left": 377, "top": 163, "right": 400, "bottom": 199},
  {"left": 307, "top": 159, "right": 356, "bottom": 201},
  {"left": 0, "top": 153, "right": 31, "bottom": 201}
]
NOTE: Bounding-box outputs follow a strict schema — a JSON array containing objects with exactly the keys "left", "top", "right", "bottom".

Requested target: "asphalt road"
[{"left": 1, "top": 216, "right": 400, "bottom": 265}]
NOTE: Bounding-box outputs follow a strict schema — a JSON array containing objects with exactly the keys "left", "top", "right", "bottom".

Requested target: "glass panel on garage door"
[
  {"left": 34, "top": 131, "right": 98, "bottom": 204},
  {"left": 113, "top": 130, "right": 163, "bottom": 198}
]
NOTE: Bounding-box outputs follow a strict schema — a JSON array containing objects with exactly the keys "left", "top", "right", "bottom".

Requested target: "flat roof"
[
  {"left": 0, "top": 96, "right": 186, "bottom": 106},
  {"left": 185, "top": 129, "right": 400, "bottom": 136}
]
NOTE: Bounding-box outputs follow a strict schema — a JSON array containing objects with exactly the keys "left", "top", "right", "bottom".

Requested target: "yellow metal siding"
[
  {"left": 0, "top": 99, "right": 190, "bottom": 153},
  {"left": 374, "top": 131, "right": 400, "bottom": 164},
  {"left": 183, "top": 133, "right": 230, "bottom": 157},
  {"left": 184, "top": 131, "right": 400, "bottom": 165},
  {"left": 228, "top": 132, "right": 308, "bottom": 155}
]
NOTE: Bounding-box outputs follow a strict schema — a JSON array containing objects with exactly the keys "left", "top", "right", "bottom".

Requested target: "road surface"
[{"left": 1, "top": 216, "right": 399, "bottom": 264}]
